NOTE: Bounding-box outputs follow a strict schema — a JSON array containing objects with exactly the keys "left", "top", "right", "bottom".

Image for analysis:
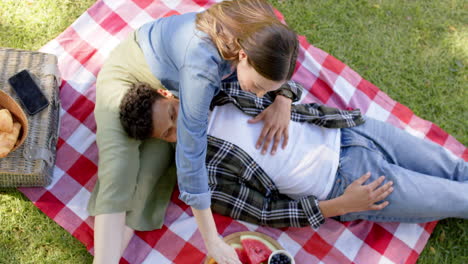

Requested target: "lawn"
[{"left": 0, "top": 0, "right": 467, "bottom": 263}]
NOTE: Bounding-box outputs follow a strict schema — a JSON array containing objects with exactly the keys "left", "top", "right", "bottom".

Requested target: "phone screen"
[{"left": 8, "top": 70, "right": 49, "bottom": 115}]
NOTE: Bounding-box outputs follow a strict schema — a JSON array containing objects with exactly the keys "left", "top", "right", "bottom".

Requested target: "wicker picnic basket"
[{"left": 0, "top": 48, "right": 61, "bottom": 187}]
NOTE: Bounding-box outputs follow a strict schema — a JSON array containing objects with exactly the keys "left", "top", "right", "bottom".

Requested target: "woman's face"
[{"left": 236, "top": 50, "right": 285, "bottom": 97}]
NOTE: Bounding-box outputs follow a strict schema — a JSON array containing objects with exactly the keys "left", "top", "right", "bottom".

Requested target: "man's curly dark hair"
[{"left": 119, "top": 83, "right": 164, "bottom": 140}]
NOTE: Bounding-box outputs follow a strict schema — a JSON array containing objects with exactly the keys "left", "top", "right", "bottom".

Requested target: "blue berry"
[{"left": 270, "top": 253, "right": 291, "bottom": 264}]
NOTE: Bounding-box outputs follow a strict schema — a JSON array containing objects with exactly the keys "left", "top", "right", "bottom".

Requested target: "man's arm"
[
  {"left": 210, "top": 172, "right": 393, "bottom": 229},
  {"left": 321, "top": 172, "right": 393, "bottom": 217},
  {"left": 211, "top": 183, "right": 323, "bottom": 228}
]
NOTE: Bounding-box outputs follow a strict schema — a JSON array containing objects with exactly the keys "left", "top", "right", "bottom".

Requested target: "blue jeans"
[{"left": 327, "top": 118, "right": 468, "bottom": 222}]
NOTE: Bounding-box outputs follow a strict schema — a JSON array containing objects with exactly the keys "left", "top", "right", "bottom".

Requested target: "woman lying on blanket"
[
  {"left": 88, "top": 1, "right": 299, "bottom": 263},
  {"left": 120, "top": 81, "right": 467, "bottom": 230}
]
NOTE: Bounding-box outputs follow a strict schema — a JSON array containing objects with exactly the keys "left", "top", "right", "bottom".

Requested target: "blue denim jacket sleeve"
[
  {"left": 176, "top": 56, "right": 223, "bottom": 210},
  {"left": 137, "top": 12, "right": 233, "bottom": 209}
]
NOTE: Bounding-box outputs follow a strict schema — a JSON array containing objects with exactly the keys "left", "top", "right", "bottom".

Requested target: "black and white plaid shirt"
[{"left": 207, "top": 81, "right": 364, "bottom": 228}]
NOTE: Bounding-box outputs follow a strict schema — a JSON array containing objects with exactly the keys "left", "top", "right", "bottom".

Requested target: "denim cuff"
[{"left": 179, "top": 190, "right": 211, "bottom": 210}]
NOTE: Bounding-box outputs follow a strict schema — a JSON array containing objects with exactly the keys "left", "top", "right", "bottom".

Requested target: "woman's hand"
[
  {"left": 338, "top": 172, "right": 394, "bottom": 214},
  {"left": 191, "top": 207, "right": 241, "bottom": 264},
  {"left": 248, "top": 95, "right": 292, "bottom": 155},
  {"left": 206, "top": 236, "right": 242, "bottom": 264}
]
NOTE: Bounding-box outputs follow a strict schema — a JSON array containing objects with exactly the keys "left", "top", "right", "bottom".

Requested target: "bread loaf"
[
  {"left": 0, "top": 122, "right": 21, "bottom": 158},
  {"left": 0, "top": 109, "right": 13, "bottom": 133}
]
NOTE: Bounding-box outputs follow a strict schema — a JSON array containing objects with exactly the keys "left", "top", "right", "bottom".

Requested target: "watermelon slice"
[
  {"left": 240, "top": 235, "right": 277, "bottom": 264},
  {"left": 230, "top": 243, "right": 250, "bottom": 264}
]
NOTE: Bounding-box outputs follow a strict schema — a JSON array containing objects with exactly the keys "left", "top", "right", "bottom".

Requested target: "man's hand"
[
  {"left": 206, "top": 236, "right": 242, "bottom": 264},
  {"left": 338, "top": 172, "right": 394, "bottom": 214},
  {"left": 248, "top": 95, "right": 291, "bottom": 155}
]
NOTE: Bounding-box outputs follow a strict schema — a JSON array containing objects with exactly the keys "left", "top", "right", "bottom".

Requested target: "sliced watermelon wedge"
[
  {"left": 240, "top": 235, "right": 277, "bottom": 264},
  {"left": 230, "top": 243, "right": 250, "bottom": 264}
]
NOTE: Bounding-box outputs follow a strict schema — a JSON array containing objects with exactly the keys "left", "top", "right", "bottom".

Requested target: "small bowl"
[
  {"left": 268, "top": 249, "right": 295, "bottom": 264},
  {"left": 0, "top": 89, "right": 28, "bottom": 152}
]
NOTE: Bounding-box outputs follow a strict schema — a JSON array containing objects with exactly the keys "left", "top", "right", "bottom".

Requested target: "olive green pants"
[{"left": 87, "top": 31, "right": 176, "bottom": 231}]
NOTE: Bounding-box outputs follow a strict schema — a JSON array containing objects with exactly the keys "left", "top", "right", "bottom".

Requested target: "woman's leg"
[
  {"left": 125, "top": 138, "right": 177, "bottom": 231},
  {"left": 121, "top": 224, "right": 134, "bottom": 256},
  {"left": 93, "top": 212, "right": 133, "bottom": 264},
  {"left": 346, "top": 118, "right": 467, "bottom": 181},
  {"left": 90, "top": 31, "right": 175, "bottom": 263},
  {"left": 91, "top": 140, "right": 175, "bottom": 264},
  {"left": 335, "top": 142, "right": 468, "bottom": 222}
]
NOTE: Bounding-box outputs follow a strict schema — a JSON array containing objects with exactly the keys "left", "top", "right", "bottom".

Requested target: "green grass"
[
  {"left": 1, "top": 1, "right": 96, "bottom": 263},
  {"left": 0, "top": 189, "right": 94, "bottom": 264},
  {"left": 0, "top": 0, "right": 467, "bottom": 263}
]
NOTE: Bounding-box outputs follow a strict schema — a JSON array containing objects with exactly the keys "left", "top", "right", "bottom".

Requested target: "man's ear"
[{"left": 156, "top": 89, "right": 174, "bottom": 98}]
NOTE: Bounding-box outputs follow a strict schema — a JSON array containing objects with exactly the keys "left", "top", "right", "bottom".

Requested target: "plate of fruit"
[{"left": 204, "top": 231, "right": 293, "bottom": 264}]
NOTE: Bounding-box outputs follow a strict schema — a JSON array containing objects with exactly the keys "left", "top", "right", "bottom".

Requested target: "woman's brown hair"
[{"left": 196, "top": 0, "right": 298, "bottom": 81}]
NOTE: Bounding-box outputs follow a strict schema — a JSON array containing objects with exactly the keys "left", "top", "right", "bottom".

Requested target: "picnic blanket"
[{"left": 19, "top": 0, "right": 467, "bottom": 263}]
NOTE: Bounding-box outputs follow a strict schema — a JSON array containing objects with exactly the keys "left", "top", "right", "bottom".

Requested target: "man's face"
[
  {"left": 236, "top": 50, "right": 285, "bottom": 97},
  {"left": 151, "top": 94, "right": 179, "bottom": 142}
]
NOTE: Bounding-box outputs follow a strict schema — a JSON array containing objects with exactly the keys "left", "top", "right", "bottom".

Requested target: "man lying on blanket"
[{"left": 120, "top": 80, "right": 468, "bottom": 228}]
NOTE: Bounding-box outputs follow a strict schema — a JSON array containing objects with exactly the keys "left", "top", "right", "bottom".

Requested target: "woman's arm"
[
  {"left": 248, "top": 81, "right": 303, "bottom": 155},
  {"left": 248, "top": 94, "right": 292, "bottom": 155},
  {"left": 177, "top": 58, "right": 239, "bottom": 262},
  {"left": 270, "top": 80, "right": 303, "bottom": 103},
  {"left": 192, "top": 208, "right": 242, "bottom": 264}
]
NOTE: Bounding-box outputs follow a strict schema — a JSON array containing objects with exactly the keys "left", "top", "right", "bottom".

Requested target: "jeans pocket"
[{"left": 327, "top": 170, "right": 348, "bottom": 200}]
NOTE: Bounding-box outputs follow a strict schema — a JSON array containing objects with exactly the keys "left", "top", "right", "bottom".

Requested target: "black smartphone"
[{"left": 8, "top": 70, "right": 49, "bottom": 115}]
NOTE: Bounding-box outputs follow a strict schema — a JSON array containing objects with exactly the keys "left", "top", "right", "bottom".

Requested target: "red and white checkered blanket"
[{"left": 19, "top": 1, "right": 467, "bottom": 263}]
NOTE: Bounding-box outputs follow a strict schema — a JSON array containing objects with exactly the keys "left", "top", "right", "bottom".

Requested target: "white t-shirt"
[{"left": 207, "top": 103, "right": 341, "bottom": 200}]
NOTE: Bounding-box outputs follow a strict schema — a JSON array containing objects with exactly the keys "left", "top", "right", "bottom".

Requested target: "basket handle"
[
  {"left": 43, "top": 62, "right": 62, "bottom": 87},
  {"left": 23, "top": 146, "right": 54, "bottom": 167}
]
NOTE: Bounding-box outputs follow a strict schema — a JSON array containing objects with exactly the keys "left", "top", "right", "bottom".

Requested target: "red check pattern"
[{"left": 18, "top": 1, "right": 466, "bottom": 263}]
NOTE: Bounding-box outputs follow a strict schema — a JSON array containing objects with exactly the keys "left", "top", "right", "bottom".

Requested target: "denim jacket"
[
  {"left": 138, "top": 12, "right": 301, "bottom": 209},
  {"left": 137, "top": 12, "right": 233, "bottom": 209}
]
